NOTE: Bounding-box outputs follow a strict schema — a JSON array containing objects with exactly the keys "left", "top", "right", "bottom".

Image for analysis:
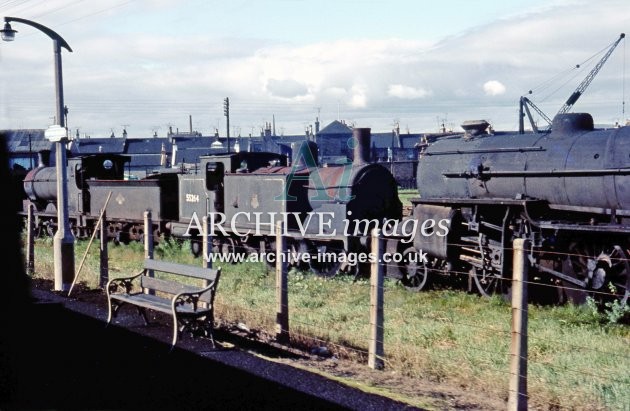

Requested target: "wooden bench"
[{"left": 106, "top": 258, "right": 221, "bottom": 348}]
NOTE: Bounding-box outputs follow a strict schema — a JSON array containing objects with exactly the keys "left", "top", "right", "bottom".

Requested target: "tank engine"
[
  {"left": 170, "top": 129, "right": 402, "bottom": 275},
  {"left": 407, "top": 113, "right": 629, "bottom": 305},
  {"left": 23, "top": 153, "right": 131, "bottom": 238}
]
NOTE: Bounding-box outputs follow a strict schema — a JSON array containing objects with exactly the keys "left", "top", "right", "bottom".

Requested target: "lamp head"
[{"left": 1, "top": 21, "right": 17, "bottom": 41}]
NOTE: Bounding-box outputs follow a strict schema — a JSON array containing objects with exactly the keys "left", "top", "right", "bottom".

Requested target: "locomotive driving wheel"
[
  {"left": 470, "top": 267, "right": 507, "bottom": 298},
  {"left": 399, "top": 247, "right": 431, "bottom": 292},
  {"left": 307, "top": 240, "right": 342, "bottom": 277},
  {"left": 220, "top": 237, "right": 242, "bottom": 264},
  {"left": 562, "top": 241, "right": 630, "bottom": 306},
  {"left": 289, "top": 240, "right": 311, "bottom": 271},
  {"left": 190, "top": 239, "right": 202, "bottom": 258}
]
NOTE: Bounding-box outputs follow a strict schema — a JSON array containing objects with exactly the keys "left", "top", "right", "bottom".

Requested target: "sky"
[{"left": 0, "top": 0, "right": 629, "bottom": 138}]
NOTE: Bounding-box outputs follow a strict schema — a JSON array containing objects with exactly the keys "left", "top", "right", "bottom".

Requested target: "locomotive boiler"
[{"left": 407, "top": 113, "right": 630, "bottom": 304}]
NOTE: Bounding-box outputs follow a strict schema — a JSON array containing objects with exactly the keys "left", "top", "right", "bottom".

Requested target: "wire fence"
[{"left": 25, "top": 213, "right": 630, "bottom": 410}]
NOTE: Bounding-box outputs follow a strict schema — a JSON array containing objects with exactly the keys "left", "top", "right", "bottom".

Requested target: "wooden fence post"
[
  {"left": 202, "top": 216, "right": 212, "bottom": 270},
  {"left": 201, "top": 216, "right": 212, "bottom": 310},
  {"left": 99, "top": 210, "right": 108, "bottom": 288},
  {"left": 508, "top": 238, "right": 529, "bottom": 411},
  {"left": 368, "top": 228, "right": 385, "bottom": 370},
  {"left": 26, "top": 203, "right": 35, "bottom": 276},
  {"left": 144, "top": 211, "right": 154, "bottom": 295},
  {"left": 275, "top": 221, "right": 289, "bottom": 344}
]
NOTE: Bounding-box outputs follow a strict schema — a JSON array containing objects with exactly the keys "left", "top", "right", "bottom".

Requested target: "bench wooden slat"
[
  {"left": 107, "top": 258, "right": 222, "bottom": 348},
  {"left": 140, "top": 276, "right": 215, "bottom": 304},
  {"left": 110, "top": 293, "right": 210, "bottom": 314},
  {"left": 143, "top": 258, "right": 219, "bottom": 281},
  {"left": 110, "top": 293, "right": 172, "bottom": 314}
]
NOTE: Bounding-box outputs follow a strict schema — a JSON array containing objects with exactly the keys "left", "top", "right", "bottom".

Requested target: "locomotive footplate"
[{"left": 533, "top": 221, "right": 630, "bottom": 233}]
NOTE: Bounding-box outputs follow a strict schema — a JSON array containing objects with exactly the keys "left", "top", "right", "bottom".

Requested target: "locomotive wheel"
[
  {"left": 71, "top": 224, "right": 80, "bottom": 239},
  {"left": 33, "top": 225, "right": 44, "bottom": 238},
  {"left": 399, "top": 248, "right": 430, "bottom": 292},
  {"left": 563, "top": 241, "right": 630, "bottom": 306},
  {"left": 220, "top": 238, "right": 239, "bottom": 264},
  {"left": 153, "top": 228, "right": 162, "bottom": 245},
  {"left": 289, "top": 240, "right": 310, "bottom": 271},
  {"left": 263, "top": 238, "right": 277, "bottom": 270},
  {"left": 45, "top": 223, "right": 55, "bottom": 237},
  {"left": 190, "top": 240, "right": 202, "bottom": 258},
  {"left": 307, "top": 241, "right": 341, "bottom": 277},
  {"left": 470, "top": 267, "right": 506, "bottom": 298},
  {"left": 219, "top": 237, "right": 248, "bottom": 264}
]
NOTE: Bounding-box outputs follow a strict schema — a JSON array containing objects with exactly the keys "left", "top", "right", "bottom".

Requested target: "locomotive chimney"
[
  {"left": 37, "top": 150, "right": 51, "bottom": 168},
  {"left": 352, "top": 128, "right": 371, "bottom": 166}
]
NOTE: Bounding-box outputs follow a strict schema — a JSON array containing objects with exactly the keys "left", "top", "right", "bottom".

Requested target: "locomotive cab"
[
  {"left": 23, "top": 153, "right": 129, "bottom": 214},
  {"left": 174, "top": 152, "right": 289, "bottom": 237}
]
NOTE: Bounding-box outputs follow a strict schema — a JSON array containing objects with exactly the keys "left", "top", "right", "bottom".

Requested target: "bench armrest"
[
  {"left": 106, "top": 269, "right": 144, "bottom": 295},
  {"left": 171, "top": 280, "right": 219, "bottom": 313}
]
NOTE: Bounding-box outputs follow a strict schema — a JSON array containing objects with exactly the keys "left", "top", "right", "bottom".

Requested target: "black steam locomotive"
[
  {"left": 21, "top": 129, "right": 402, "bottom": 277},
  {"left": 404, "top": 113, "right": 629, "bottom": 305},
  {"left": 167, "top": 129, "right": 402, "bottom": 275}
]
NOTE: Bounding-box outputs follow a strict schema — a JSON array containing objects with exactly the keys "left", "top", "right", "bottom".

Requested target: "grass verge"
[{"left": 29, "top": 237, "right": 630, "bottom": 410}]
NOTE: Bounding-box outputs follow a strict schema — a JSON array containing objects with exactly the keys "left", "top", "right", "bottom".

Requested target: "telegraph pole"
[{"left": 224, "top": 97, "right": 230, "bottom": 153}]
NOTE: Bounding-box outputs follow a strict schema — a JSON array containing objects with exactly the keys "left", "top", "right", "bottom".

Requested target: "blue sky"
[{"left": 1, "top": 0, "right": 628, "bottom": 137}]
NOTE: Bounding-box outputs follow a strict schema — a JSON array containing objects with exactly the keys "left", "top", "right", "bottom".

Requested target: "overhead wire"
[
  {"left": 0, "top": 0, "right": 28, "bottom": 11},
  {"left": 623, "top": 35, "right": 626, "bottom": 121},
  {"left": 30, "top": 0, "right": 90, "bottom": 20}
]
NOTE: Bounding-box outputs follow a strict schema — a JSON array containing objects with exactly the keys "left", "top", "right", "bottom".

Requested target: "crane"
[
  {"left": 519, "top": 33, "right": 625, "bottom": 134},
  {"left": 556, "top": 33, "right": 625, "bottom": 116}
]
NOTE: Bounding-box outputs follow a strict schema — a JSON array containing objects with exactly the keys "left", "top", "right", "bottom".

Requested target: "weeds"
[{"left": 585, "top": 284, "right": 630, "bottom": 325}]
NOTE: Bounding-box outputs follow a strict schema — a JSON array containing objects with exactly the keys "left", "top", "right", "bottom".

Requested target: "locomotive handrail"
[
  {"left": 443, "top": 167, "right": 630, "bottom": 178},
  {"left": 424, "top": 146, "right": 545, "bottom": 156}
]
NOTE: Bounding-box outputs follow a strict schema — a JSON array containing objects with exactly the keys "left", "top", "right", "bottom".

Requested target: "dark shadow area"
[
  {"left": 0, "top": 132, "right": 33, "bottom": 407},
  {"left": 4, "top": 304, "right": 355, "bottom": 411}
]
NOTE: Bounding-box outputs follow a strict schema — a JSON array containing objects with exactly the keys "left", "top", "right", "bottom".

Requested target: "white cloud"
[
  {"left": 387, "top": 84, "right": 432, "bottom": 99},
  {"left": 349, "top": 85, "right": 368, "bottom": 108},
  {"left": 483, "top": 80, "right": 506, "bottom": 96}
]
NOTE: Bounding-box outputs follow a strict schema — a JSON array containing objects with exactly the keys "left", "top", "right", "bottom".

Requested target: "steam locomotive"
[
  {"left": 21, "top": 129, "right": 402, "bottom": 277},
  {"left": 405, "top": 113, "right": 630, "bottom": 305},
  {"left": 19, "top": 113, "right": 630, "bottom": 305}
]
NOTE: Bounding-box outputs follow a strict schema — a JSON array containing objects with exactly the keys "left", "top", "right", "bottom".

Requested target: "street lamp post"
[{"left": 2, "top": 16, "right": 75, "bottom": 291}]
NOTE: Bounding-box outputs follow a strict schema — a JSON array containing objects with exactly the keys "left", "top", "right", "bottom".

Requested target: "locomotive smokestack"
[
  {"left": 37, "top": 150, "right": 51, "bottom": 168},
  {"left": 352, "top": 128, "right": 371, "bottom": 166}
]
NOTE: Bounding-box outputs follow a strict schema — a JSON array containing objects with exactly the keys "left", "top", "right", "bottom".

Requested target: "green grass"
[
  {"left": 397, "top": 188, "right": 418, "bottom": 207},
  {"left": 28, "top": 237, "right": 630, "bottom": 410}
]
